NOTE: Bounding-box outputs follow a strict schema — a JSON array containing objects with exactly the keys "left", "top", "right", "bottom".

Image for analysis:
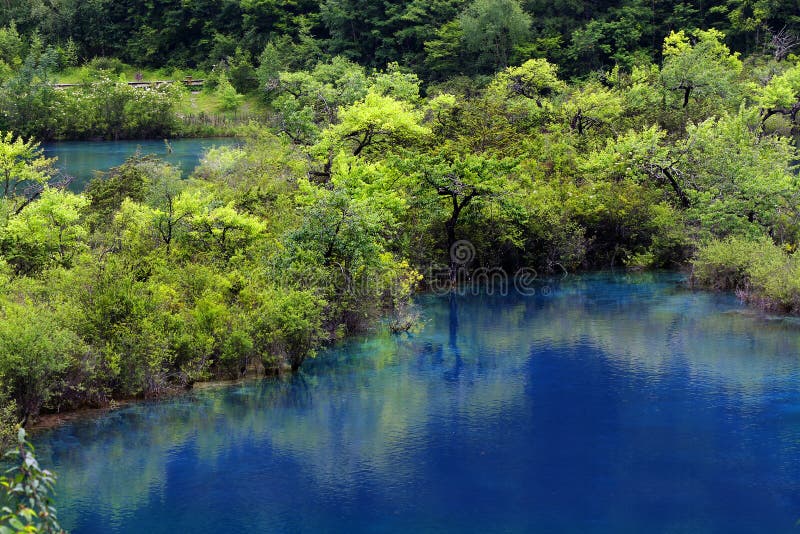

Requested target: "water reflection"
[{"left": 35, "top": 273, "right": 800, "bottom": 533}]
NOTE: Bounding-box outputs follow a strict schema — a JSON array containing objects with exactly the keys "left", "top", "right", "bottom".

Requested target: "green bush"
[
  {"left": 243, "top": 286, "right": 326, "bottom": 372},
  {"left": 0, "top": 301, "right": 83, "bottom": 419},
  {"left": 693, "top": 236, "right": 800, "bottom": 312},
  {"left": 692, "top": 237, "right": 779, "bottom": 291},
  {"left": 86, "top": 56, "right": 126, "bottom": 75},
  {"left": 0, "top": 391, "right": 16, "bottom": 451},
  {"left": 216, "top": 76, "right": 244, "bottom": 112}
]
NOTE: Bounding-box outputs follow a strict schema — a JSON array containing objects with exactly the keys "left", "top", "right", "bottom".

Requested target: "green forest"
[{"left": 2, "top": 1, "right": 800, "bottom": 526}]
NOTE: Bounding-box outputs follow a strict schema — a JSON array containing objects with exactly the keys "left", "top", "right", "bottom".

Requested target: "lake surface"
[
  {"left": 43, "top": 138, "right": 240, "bottom": 192},
  {"left": 34, "top": 273, "right": 800, "bottom": 532}
]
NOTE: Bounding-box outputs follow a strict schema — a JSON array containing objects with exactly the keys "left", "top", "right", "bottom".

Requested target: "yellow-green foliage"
[
  {"left": 693, "top": 237, "right": 800, "bottom": 312},
  {"left": 0, "top": 428, "right": 64, "bottom": 533},
  {"left": 755, "top": 64, "right": 800, "bottom": 110},
  {"left": 315, "top": 91, "right": 429, "bottom": 158},
  {"left": 2, "top": 25, "right": 800, "bottom": 426},
  {"left": 0, "top": 128, "right": 423, "bottom": 420},
  {"left": 661, "top": 29, "right": 743, "bottom": 95},
  {"left": 0, "top": 132, "right": 55, "bottom": 198}
]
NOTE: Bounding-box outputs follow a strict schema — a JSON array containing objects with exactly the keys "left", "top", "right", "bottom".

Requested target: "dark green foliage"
[
  {"left": 0, "top": 393, "right": 16, "bottom": 452},
  {"left": 227, "top": 49, "right": 259, "bottom": 93},
  {"left": 84, "top": 156, "right": 152, "bottom": 229},
  {"left": 1, "top": 0, "right": 798, "bottom": 80}
]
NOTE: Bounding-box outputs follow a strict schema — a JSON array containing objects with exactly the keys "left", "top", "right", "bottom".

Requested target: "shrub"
[
  {"left": 0, "top": 391, "right": 16, "bottom": 451},
  {"left": 692, "top": 236, "right": 800, "bottom": 312},
  {"left": 85, "top": 56, "right": 126, "bottom": 74},
  {"left": 216, "top": 76, "right": 244, "bottom": 112},
  {"left": 0, "top": 302, "right": 81, "bottom": 419},
  {"left": 243, "top": 287, "right": 326, "bottom": 372},
  {"left": 692, "top": 236, "right": 778, "bottom": 291}
]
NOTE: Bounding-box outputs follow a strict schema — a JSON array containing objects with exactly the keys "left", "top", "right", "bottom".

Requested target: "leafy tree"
[
  {"left": 268, "top": 57, "right": 369, "bottom": 144},
  {"left": 144, "top": 162, "right": 191, "bottom": 254},
  {"left": 579, "top": 126, "right": 684, "bottom": 204},
  {"left": 255, "top": 20, "right": 325, "bottom": 81},
  {"left": 490, "top": 58, "right": 565, "bottom": 106},
  {"left": 0, "top": 46, "right": 60, "bottom": 139},
  {"left": 216, "top": 75, "right": 245, "bottom": 112},
  {"left": 560, "top": 82, "right": 624, "bottom": 137},
  {"left": 256, "top": 41, "right": 285, "bottom": 93},
  {"left": 288, "top": 160, "right": 416, "bottom": 333},
  {"left": 459, "top": 0, "right": 531, "bottom": 71},
  {"left": 424, "top": 20, "right": 466, "bottom": 80},
  {"left": 0, "top": 23, "right": 24, "bottom": 66},
  {"left": 660, "top": 29, "right": 743, "bottom": 110},
  {"left": 390, "top": 0, "right": 465, "bottom": 73},
  {"left": 242, "top": 285, "right": 326, "bottom": 371},
  {"left": 0, "top": 132, "right": 54, "bottom": 201},
  {"left": 319, "top": 0, "right": 460, "bottom": 69},
  {"left": 566, "top": 3, "right": 653, "bottom": 72},
  {"left": 369, "top": 62, "right": 422, "bottom": 103},
  {"left": 181, "top": 191, "right": 266, "bottom": 261},
  {"left": 678, "top": 109, "right": 798, "bottom": 240},
  {"left": 228, "top": 47, "right": 259, "bottom": 93},
  {"left": 756, "top": 63, "right": 800, "bottom": 128},
  {"left": 84, "top": 156, "right": 153, "bottom": 229},
  {"left": 429, "top": 89, "right": 520, "bottom": 154},
  {"left": 316, "top": 91, "right": 429, "bottom": 160},
  {"left": 3, "top": 188, "right": 90, "bottom": 273},
  {"left": 486, "top": 58, "right": 566, "bottom": 132},
  {"left": 581, "top": 108, "right": 797, "bottom": 241},
  {"left": 613, "top": 63, "right": 664, "bottom": 128},
  {"left": 399, "top": 152, "right": 518, "bottom": 277}
]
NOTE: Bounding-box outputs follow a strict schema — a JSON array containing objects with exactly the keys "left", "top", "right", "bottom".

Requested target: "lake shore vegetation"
[{"left": 0, "top": 0, "right": 799, "bottom": 445}]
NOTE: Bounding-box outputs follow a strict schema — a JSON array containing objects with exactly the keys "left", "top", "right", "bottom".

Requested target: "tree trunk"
[{"left": 446, "top": 213, "right": 458, "bottom": 283}]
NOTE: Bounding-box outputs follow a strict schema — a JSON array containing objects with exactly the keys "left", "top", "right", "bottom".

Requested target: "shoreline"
[
  {"left": 41, "top": 133, "right": 242, "bottom": 143},
  {"left": 26, "top": 271, "right": 800, "bottom": 435},
  {"left": 29, "top": 374, "right": 268, "bottom": 433}
]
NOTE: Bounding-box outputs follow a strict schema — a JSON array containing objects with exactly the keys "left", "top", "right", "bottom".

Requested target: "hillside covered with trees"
[
  {"left": 2, "top": 0, "right": 799, "bottom": 77},
  {"left": 2, "top": 0, "right": 800, "bottom": 139}
]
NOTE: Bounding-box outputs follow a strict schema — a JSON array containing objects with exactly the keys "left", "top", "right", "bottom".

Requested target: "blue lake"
[
  {"left": 43, "top": 138, "right": 240, "bottom": 192},
  {"left": 34, "top": 273, "right": 800, "bottom": 532}
]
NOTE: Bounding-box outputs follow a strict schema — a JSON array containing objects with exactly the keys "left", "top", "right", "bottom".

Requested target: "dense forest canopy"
[{"left": 1, "top": 0, "right": 799, "bottom": 77}]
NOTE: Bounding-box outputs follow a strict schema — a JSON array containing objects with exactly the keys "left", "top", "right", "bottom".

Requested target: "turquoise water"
[
  {"left": 43, "top": 138, "right": 239, "bottom": 192},
  {"left": 34, "top": 273, "right": 800, "bottom": 532}
]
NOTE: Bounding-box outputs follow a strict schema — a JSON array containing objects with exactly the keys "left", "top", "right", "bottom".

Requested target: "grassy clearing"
[
  {"left": 55, "top": 65, "right": 207, "bottom": 84},
  {"left": 176, "top": 90, "right": 263, "bottom": 117},
  {"left": 54, "top": 63, "right": 267, "bottom": 121}
]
